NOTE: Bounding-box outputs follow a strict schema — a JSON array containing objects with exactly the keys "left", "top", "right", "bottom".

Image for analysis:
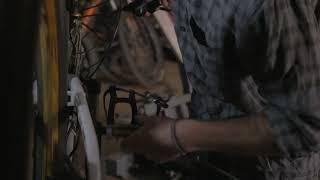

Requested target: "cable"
[
  {"left": 77, "top": 9, "right": 123, "bottom": 56},
  {"left": 67, "top": 0, "right": 122, "bottom": 79},
  {"left": 65, "top": 110, "right": 81, "bottom": 159},
  {"left": 81, "top": 0, "right": 167, "bottom": 79},
  {"left": 82, "top": 0, "right": 109, "bottom": 11},
  {"left": 68, "top": 131, "right": 81, "bottom": 158},
  {"left": 81, "top": 22, "right": 106, "bottom": 42},
  {"left": 84, "top": 1, "right": 123, "bottom": 79},
  {"left": 114, "top": 87, "right": 146, "bottom": 98},
  {"left": 86, "top": 9, "right": 121, "bottom": 77},
  {"left": 80, "top": 13, "right": 108, "bottom": 18}
]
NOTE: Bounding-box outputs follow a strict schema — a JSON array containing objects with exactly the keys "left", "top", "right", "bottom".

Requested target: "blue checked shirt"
[{"left": 172, "top": 0, "right": 320, "bottom": 179}]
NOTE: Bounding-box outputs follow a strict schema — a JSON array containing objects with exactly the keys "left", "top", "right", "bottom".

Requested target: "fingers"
[
  {"left": 120, "top": 127, "right": 147, "bottom": 153},
  {"left": 121, "top": 116, "right": 157, "bottom": 153}
]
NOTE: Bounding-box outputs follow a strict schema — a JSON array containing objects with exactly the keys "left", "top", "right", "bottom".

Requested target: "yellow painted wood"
[{"left": 38, "top": 0, "right": 60, "bottom": 178}]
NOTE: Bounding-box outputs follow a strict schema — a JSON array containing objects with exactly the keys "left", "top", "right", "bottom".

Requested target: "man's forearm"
[{"left": 176, "top": 113, "right": 281, "bottom": 156}]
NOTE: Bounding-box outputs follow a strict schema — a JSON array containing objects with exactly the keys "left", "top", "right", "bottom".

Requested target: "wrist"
[{"left": 175, "top": 119, "right": 199, "bottom": 153}]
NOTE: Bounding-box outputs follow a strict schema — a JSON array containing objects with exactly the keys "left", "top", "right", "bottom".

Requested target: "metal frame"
[{"left": 67, "top": 77, "right": 102, "bottom": 180}]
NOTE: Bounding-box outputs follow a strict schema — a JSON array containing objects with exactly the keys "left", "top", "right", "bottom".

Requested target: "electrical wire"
[
  {"left": 81, "top": 22, "right": 106, "bottom": 42},
  {"left": 81, "top": 0, "right": 168, "bottom": 79},
  {"left": 84, "top": 2, "right": 122, "bottom": 79},
  {"left": 80, "top": 13, "right": 106, "bottom": 18},
  {"left": 67, "top": 0, "right": 122, "bottom": 79},
  {"left": 68, "top": 131, "right": 81, "bottom": 158},
  {"left": 82, "top": 0, "right": 109, "bottom": 11},
  {"left": 76, "top": 9, "right": 123, "bottom": 55},
  {"left": 65, "top": 110, "right": 81, "bottom": 159}
]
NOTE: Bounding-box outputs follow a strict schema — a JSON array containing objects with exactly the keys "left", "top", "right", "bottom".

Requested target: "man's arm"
[
  {"left": 176, "top": 113, "right": 280, "bottom": 156},
  {"left": 121, "top": 113, "right": 281, "bottom": 163}
]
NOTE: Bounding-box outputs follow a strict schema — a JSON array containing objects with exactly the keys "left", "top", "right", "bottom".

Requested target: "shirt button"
[{"left": 180, "top": 26, "right": 186, "bottom": 32}]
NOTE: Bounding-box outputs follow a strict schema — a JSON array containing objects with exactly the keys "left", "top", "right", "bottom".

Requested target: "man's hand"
[{"left": 121, "top": 116, "right": 183, "bottom": 163}]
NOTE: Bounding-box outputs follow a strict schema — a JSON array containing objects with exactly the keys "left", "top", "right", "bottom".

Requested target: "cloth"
[{"left": 172, "top": 0, "right": 320, "bottom": 179}]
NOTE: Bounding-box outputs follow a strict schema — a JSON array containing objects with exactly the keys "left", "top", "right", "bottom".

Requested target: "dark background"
[{"left": 3, "top": 1, "right": 39, "bottom": 180}]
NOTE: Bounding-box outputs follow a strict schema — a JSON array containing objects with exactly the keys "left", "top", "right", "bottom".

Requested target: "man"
[{"left": 122, "top": 0, "right": 320, "bottom": 179}]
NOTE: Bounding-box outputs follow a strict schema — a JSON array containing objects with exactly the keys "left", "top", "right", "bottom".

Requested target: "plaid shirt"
[{"left": 172, "top": 0, "right": 320, "bottom": 179}]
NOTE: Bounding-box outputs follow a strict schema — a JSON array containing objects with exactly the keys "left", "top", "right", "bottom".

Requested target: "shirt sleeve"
[
  {"left": 263, "top": 105, "right": 320, "bottom": 156},
  {"left": 235, "top": 0, "right": 320, "bottom": 157}
]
